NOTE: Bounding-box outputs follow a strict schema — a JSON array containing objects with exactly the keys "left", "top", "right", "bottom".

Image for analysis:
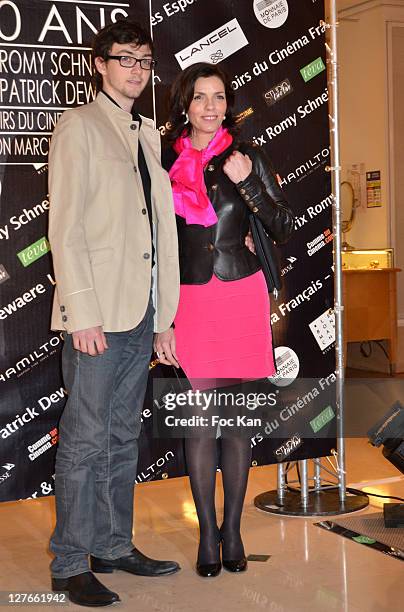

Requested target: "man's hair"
[
  {"left": 92, "top": 19, "right": 154, "bottom": 91},
  {"left": 166, "top": 62, "right": 238, "bottom": 143}
]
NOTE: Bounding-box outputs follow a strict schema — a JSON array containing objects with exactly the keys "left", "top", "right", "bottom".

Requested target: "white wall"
[
  {"left": 337, "top": 1, "right": 404, "bottom": 370},
  {"left": 337, "top": 0, "right": 404, "bottom": 252},
  {"left": 338, "top": 2, "right": 390, "bottom": 248}
]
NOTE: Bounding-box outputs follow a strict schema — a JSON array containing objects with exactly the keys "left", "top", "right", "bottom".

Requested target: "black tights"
[{"left": 184, "top": 436, "right": 252, "bottom": 564}]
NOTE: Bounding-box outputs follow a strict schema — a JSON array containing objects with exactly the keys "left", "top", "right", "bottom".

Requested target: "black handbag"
[
  {"left": 235, "top": 142, "right": 283, "bottom": 297},
  {"left": 249, "top": 214, "right": 282, "bottom": 297}
]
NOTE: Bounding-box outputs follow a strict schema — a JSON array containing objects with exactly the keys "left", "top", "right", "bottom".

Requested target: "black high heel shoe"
[
  {"left": 220, "top": 531, "right": 248, "bottom": 573},
  {"left": 222, "top": 556, "right": 247, "bottom": 573},
  {"left": 196, "top": 559, "right": 222, "bottom": 577},
  {"left": 196, "top": 535, "right": 222, "bottom": 577}
]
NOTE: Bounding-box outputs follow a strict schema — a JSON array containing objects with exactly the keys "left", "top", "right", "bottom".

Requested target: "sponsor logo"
[
  {"left": 254, "top": 0, "right": 289, "bottom": 29},
  {"left": 210, "top": 50, "right": 224, "bottom": 64},
  {"left": 310, "top": 406, "right": 335, "bottom": 433},
  {"left": 309, "top": 308, "right": 335, "bottom": 352},
  {"left": 269, "top": 346, "right": 300, "bottom": 387},
  {"left": 17, "top": 236, "right": 51, "bottom": 267},
  {"left": 28, "top": 427, "right": 58, "bottom": 462},
  {"left": 280, "top": 147, "right": 330, "bottom": 187},
  {"left": 0, "top": 283, "right": 46, "bottom": 321},
  {"left": 281, "top": 255, "right": 297, "bottom": 277},
  {"left": 33, "top": 162, "right": 48, "bottom": 174},
  {"left": 0, "top": 264, "right": 10, "bottom": 284},
  {"left": 263, "top": 78, "right": 293, "bottom": 107},
  {"left": 274, "top": 434, "right": 303, "bottom": 462},
  {"left": 237, "top": 107, "right": 254, "bottom": 122},
  {"left": 175, "top": 18, "right": 248, "bottom": 69},
  {"left": 300, "top": 57, "right": 326, "bottom": 82},
  {"left": 307, "top": 228, "right": 333, "bottom": 257},
  {"left": 135, "top": 451, "right": 175, "bottom": 483},
  {"left": 0, "top": 334, "right": 63, "bottom": 382},
  {"left": 0, "top": 462, "right": 15, "bottom": 486}
]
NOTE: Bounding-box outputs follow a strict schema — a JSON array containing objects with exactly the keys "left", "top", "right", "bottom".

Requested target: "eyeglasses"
[{"left": 106, "top": 55, "right": 157, "bottom": 70}]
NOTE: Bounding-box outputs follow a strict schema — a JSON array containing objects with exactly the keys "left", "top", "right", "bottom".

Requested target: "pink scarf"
[{"left": 169, "top": 126, "right": 233, "bottom": 227}]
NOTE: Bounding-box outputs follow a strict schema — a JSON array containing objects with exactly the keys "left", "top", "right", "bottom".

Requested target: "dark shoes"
[
  {"left": 196, "top": 535, "right": 221, "bottom": 578},
  {"left": 221, "top": 530, "right": 248, "bottom": 574},
  {"left": 196, "top": 560, "right": 222, "bottom": 578},
  {"left": 90, "top": 547, "right": 180, "bottom": 577},
  {"left": 222, "top": 557, "right": 248, "bottom": 573},
  {"left": 51, "top": 571, "right": 120, "bottom": 607},
  {"left": 195, "top": 531, "right": 248, "bottom": 577}
]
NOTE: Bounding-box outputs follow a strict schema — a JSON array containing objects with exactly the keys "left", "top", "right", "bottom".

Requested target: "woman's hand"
[
  {"left": 245, "top": 230, "right": 256, "bottom": 254},
  {"left": 223, "top": 151, "right": 253, "bottom": 184},
  {"left": 154, "top": 327, "right": 180, "bottom": 368}
]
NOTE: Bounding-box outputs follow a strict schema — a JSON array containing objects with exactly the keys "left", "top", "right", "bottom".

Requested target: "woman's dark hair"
[
  {"left": 92, "top": 19, "right": 154, "bottom": 92},
  {"left": 166, "top": 62, "right": 238, "bottom": 142}
]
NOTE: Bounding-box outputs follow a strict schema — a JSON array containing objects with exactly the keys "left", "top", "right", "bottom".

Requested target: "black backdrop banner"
[{"left": 0, "top": 0, "right": 335, "bottom": 502}]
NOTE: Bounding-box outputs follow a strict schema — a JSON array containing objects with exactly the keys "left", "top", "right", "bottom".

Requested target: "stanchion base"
[{"left": 254, "top": 489, "right": 369, "bottom": 517}]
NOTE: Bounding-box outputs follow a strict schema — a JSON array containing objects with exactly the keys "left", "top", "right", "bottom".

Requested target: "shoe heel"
[
  {"left": 90, "top": 560, "right": 114, "bottom": 574},
  {"left": 51, "top": 577, "right": 69, "bottom": 591}
]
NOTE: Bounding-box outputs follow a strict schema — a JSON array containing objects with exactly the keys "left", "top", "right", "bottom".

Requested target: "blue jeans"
[{"left": 50, "top": 300, "right": 154, "bottom": 578}]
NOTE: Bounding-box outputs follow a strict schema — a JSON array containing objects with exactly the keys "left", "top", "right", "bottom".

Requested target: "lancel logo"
[{"left": 175, "top": 19, "right": 248, "bottom": 69}]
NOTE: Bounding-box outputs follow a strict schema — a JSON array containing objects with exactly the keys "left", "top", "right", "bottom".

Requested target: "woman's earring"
[{"left": 182, "top": 110, "right": 189, "bottom": 125}]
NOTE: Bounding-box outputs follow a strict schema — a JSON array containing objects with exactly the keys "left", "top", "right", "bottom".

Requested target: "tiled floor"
[{"left": 0, "top": 438, "right": 403, "bottom": 611}]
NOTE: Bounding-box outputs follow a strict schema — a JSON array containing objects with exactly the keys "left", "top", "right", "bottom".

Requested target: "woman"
[{"left": 155, "top": 62, "right": 293, "bottom": 577}]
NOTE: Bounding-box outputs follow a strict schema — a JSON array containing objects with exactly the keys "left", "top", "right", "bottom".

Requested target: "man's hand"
[
  {"left": 223, "top": 151, "right": 253, "bottom": 184},
  {"left": 154, "top": 327, "right": 179, "bottom": 368},
  {"left": 72, "top": 326, "right": 108, "bottom": 356}
]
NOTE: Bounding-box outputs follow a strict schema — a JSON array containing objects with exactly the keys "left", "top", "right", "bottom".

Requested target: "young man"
[{"left": 48, "top": 20, "right": 180, "bottom": 607}]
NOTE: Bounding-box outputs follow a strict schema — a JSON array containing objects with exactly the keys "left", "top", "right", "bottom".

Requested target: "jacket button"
[
  {"left": 143, "top": 253, "right": 150, "bottom": 259},
  {"left": 240, "top": 188, "right": 246, "bottom": 195},
  {"left": 62, "top": 315, "right": 68, "bottom": 322},
  {"left": 60, "top": 305, "right": 65, "bottom": 312},
  {"left": 244, "top": 194, "right": 250, "bottom": 201},
  {"left": 252, "top": 206, "right": 259, "bottom": 213},
  {"left": 134, "top": 166, "right": 138, "bottom": 173},
  {"left": 130, "top": 123, "right": 137, "bottom": 130},
  {"left": 207, "top": 164, "right": 215, "bottom": 172},
  {"left": 211, "top": 184, "right": 218, "bottom": 191},
  {"left": 207, "top": 243, "right": 215, "bottom": 251},
  {"left": 142, "top": 208, "right": 147, "bottom": 215}
]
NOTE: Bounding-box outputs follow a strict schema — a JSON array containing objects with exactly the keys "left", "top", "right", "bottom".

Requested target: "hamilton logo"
[{"left": 210, "top": 50, "right": 224, "bottom": 64}]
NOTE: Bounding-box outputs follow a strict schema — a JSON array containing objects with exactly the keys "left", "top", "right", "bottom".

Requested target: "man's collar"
[{"left": 101, "top": 90, "right": 142, "bottom": 126}]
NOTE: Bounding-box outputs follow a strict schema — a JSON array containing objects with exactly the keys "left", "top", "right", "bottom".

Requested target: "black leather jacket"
[{"left": 162, "top": 141, "right": 294, "bottom": 285}]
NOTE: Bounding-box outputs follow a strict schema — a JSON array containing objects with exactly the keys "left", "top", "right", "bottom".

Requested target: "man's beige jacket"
[{"left": 48, "top": 92, "right": 179, "bottom": 333}]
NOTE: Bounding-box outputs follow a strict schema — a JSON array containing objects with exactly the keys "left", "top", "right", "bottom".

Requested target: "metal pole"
[
  {"left": 300, "top": 460, "right": 309, "bottom": 508},
  {"left": 277, "top": 463, "right": 286, "bottom": 503},
  {"left": 314, "top": 458, "right": 322, "bottom": 491},
  {"left": 326, "top": 0, "right": 346, "bottom": 502}
]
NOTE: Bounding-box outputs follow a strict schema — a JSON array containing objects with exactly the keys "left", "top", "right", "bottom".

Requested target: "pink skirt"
[{"left": 174, "top": 271, "right": 275, "bottom": 385}]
